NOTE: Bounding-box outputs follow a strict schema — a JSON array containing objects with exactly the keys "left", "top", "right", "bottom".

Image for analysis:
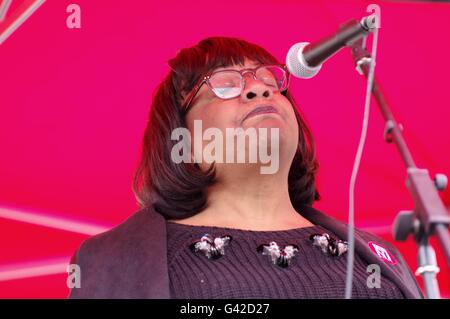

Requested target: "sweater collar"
[{"left": 146, "top": 204, "right": 423, "bottom": 299}]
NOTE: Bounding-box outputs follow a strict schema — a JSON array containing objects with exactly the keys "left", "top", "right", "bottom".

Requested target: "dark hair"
[{"left": 132, "top": 36, "right": 320, "bottom": 219}]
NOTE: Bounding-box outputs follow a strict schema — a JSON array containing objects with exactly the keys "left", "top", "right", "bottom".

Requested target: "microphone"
[{"left": 286, "top": 15, "right": 377, "bottom": 78}]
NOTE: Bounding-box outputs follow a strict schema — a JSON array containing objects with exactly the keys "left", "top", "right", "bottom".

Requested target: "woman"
[{"left": 69, "top": 37, "right": 423, "bottom": 299}]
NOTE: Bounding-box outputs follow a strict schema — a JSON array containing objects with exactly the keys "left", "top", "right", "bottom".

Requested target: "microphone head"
[{"left": 286, "top": 42, "right": 322, "bottom": 79}]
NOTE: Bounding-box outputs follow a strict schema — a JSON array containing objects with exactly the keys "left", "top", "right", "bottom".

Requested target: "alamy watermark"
[
  {"left": 366, "top": 264, "right": 381, "bottom": 289},
  {"left": 171, "top": 120, "right": 280, "bottom": 174},
  {"left": 66, "top": 4, "right": 81, "bottom": 29},
  {"left": 67, "top": 264, "right": 81, "bottom": 289}
]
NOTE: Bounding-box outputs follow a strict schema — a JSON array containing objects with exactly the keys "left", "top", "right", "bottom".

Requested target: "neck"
[{"left": 174, "top": 164, "right": 313, "bottom": 230}]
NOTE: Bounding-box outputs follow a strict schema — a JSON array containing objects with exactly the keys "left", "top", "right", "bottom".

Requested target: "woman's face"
[{"left": 184, "top": 59, "right": 299, "bottom": 175}]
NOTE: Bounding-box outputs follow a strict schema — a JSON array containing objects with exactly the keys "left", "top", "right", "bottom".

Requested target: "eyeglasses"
[{"left": 182, "top": 64, "right": 290, "bottom": 114}]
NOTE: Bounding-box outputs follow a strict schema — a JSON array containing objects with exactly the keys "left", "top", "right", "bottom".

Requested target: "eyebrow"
[{"left": 212, "top": 63, "right": 262, "bottom": 73}]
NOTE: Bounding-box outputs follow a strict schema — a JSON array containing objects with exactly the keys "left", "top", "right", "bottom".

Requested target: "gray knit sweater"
[{"left": 166, "top": 221, "right": 405, "bottom": 299}]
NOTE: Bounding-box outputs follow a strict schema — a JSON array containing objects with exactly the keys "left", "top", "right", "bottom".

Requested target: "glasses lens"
[
  {"left": 209, "top": 70, "right": 242, "bottom": 99},
  {"left": 256, "top": 66, "right": 287, "bottom": 91}
]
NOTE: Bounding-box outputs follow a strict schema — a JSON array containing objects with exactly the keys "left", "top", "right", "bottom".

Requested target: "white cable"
[{"left": 344, "top": 26, "right": 379, "bottom": 299}]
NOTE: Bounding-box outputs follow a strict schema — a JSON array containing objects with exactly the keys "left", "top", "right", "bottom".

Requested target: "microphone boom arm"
[
  {"left": 303, "top": 17, "right": 373, "bottom": 67},
  {"left": 351, "top": 39, "right": 450, "bottom": 299}
]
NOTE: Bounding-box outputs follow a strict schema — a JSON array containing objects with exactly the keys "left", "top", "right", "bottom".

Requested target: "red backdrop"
[{"left": 0, "top": 0, "right": 449, "bottom": 298}]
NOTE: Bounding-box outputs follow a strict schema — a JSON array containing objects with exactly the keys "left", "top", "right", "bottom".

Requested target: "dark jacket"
[{"left": 69, "top": 204, "right": 424, "bottom": 299}]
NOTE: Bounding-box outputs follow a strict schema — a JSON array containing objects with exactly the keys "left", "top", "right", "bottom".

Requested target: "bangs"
[
  {"left": 169, "top": 37, "right": 281, "bottom": 97},
  {"left": 203, "top": 38, "right": 279, "bottom": 74}
]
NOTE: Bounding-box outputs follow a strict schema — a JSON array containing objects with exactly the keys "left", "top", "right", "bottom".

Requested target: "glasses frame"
[{"left": 182, "top": 64, "right": 290, "bottom": 114}]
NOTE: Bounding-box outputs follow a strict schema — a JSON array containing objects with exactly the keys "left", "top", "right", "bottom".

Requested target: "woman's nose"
[{"left": 240, "top": 76, "right": 273, "bottom": 102}]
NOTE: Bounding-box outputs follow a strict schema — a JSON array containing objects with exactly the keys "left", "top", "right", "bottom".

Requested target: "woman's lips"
[{"left": 242, "top": 105, "right": 279, "bottom": 122}]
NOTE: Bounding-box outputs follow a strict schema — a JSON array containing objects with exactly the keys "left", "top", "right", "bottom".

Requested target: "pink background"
[{"left": 0, "top": 0, "right": 449, "bottom": 298}]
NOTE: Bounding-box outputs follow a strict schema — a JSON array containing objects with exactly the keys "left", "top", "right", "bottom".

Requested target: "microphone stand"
[{"left": 350, "top": 39, "right": 450, "bottom": 299}]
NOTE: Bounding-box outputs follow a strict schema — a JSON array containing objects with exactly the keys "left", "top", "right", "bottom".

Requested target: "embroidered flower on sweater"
[
  {"left": 189, "top": 234, "right": 232, "bottom": 259},
  {"left": 257, "top": 241, "right": 299, "bottom": 268},
  {"left": 309, "top": 233, "right": 348, "bottom": 257}
]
